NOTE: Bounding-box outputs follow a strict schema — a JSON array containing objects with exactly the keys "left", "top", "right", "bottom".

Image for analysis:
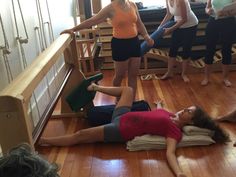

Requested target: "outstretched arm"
[
  {"left": 61, "top": 4, "right": 112, "bottom": 34},
  {"left": 166, "top": 138, "right": 187, "bottom": 177},
  {"left": 217, "top": 109, "right": 236, "bottom": 122}
]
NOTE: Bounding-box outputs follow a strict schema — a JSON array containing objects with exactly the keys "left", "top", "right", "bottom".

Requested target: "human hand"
[
  {"left": 155, "top": 100, "right": 164, "bottom": 109},
  {"left": 60, "top": 29, "right": 74, "bottom": 35},
  {"left": 217, "top": 9, "right": 235, "bottom": 17},
  {"left": 205, "top": 7, "right": 214, "bottom": 16},
  {"left": 146, "top": 37, "right": 154, "bottom": 47},
  {"left": 163, "top": 28, "right": 172, "bottom": 36}
]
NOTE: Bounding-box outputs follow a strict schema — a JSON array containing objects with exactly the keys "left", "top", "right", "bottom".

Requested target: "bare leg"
[
  {"left": 113, "top": 60, "right": 128, "bottom": 88},
  {"left": 39, "top": 126, "right": 105, "bottom": 146},
  {"left": 88, "top": 83, "right": 133, "bottom": 109},
  {"left": 40, "top": 84, "right": 134, "bottom": 146},
  {"left": 127, "top": 57, "right": 141, "bottom": 100},
  {"left": 222, "top": 64, "right": 232, "bottom": 87},
  {"left": 181, "top": 59, "right": 190, "bottom": 82},
  {"left": 160, "top": 57, "right": 175, "bottom": 80},
  {"left": 201, "top": 64, "right": 210, "bottom": 86},
  {"left": 217, "top": 109, "right": 236, "bottom": 122},
  {"left": 113, "top": 60, "right": 128, "bottom": 102}
]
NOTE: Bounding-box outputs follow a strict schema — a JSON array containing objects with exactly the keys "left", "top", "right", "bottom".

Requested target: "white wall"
[{"left": 0, "top": 0, "right": 75, "bottom": 91}]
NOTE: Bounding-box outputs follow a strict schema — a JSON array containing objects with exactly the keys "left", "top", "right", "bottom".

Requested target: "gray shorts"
[{"left": 104, "top": 106, "right": 131, "bottom": 142}]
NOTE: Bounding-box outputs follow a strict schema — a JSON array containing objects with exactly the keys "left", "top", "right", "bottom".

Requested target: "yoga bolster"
[
  {"left": 66, "top": 73, "right": 103, "bottom": 112},
  {"left": 140, "top": 20, "right": 176, "bottom": 56},
  {"left": 87, "top": 100, "right": 151, "bottom": 126}
]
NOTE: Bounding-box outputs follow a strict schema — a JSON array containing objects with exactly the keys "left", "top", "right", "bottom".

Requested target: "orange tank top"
[{"left": 110, "top": 2, "right": 138, "bottom": 38}]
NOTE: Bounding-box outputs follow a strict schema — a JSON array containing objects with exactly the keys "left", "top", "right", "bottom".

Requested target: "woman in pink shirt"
[{"left": 40, "top": 83, "right": 229, "bottom": 177}]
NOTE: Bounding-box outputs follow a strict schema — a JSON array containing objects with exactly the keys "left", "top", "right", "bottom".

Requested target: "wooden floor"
[{"left": 37, "top": 70, "right": 236, "bottom": 177}]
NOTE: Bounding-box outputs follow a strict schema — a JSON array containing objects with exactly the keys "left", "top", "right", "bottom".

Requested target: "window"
[
  {"left": 101, "top": 0, "right": 166, "bottom": 8},
  {"left": 133, "top": 0, "right": 166, "bottom": 8}
]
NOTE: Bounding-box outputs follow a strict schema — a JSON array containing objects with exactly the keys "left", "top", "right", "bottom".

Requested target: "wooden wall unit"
[
  {"left": 95, "top": 3, "right": 236, "bottom": 74},
  {"left": 96, "top": 22, "right": 113, "bottom": 69},
  {"left": 91, "top": 0, "right": 102, "bottom": 14},
  {"left": 78, "top": 0, "right": 102, "bottom": 22},
  {"left": 77, "top": 28, "right": 102, "bottom": 76}
]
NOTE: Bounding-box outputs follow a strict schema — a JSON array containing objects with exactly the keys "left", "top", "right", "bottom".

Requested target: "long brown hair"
[{"left": 191, "top": 106, "right": 230, "bottom": 143}]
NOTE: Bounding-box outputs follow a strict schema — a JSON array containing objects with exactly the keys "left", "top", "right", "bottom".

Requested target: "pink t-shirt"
[{"left": 119, "top": 109, "right": 182, "bottom": 142}]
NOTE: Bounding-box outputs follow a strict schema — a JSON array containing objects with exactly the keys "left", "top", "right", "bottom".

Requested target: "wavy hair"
[
  {"left": 191, "top": 106, "right": 230, "bottom": 143},
  {"left": 0, "top": 143, "right": 59, "bottom": 177}
]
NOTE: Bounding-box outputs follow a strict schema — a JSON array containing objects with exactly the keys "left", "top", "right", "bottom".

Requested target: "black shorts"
[
  {"left": 169, "top": 25, "right": 198, "bottom": 59},
  {"left": 104, "top": 106, "right": 131, "bottom": 142},
  {"left": 111, "top": 36, "right": 141, "bottom": 61}
]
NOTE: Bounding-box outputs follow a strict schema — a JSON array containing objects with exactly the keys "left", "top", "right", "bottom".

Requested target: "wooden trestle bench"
[
  {"left": 141, "top": 44, "right": 236, "bottom": 75},
  {"left": 0, "top": 32, "right": 101, "bottom": 154}
]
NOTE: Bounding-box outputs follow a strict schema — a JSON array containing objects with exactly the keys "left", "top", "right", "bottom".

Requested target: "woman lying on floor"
[{"left": 40, "top": 83, "right": 229, "bottom": 177}]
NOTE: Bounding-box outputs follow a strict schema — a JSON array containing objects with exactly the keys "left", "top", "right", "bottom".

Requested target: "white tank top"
[{"left": 168, "top": 0, "right": 198, "bottom": 28}]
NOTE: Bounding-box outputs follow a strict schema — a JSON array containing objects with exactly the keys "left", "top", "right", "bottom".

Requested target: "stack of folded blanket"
[{"left": 126, "top": 126, "right": 215, "bottom": 151}]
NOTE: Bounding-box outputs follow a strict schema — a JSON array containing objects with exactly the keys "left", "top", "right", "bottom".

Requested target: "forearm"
[
  {"left": 167, "top": 19, "right": 186, "bottom": 33},
  {"left": 160, "top": 14, "right": 173, "bottom": 27},
  {"left": 71, "top": 19, "right": 96, "bottom": 32},
  {"left": 137, "top": 22, "right": 150, "bottom": 40},
  {"left": 167, "top": 153, "right": 183, "bottom": 176}
]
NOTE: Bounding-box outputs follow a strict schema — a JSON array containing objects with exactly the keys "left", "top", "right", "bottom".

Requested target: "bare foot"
[
  {"left": 182, "top": 75, "right": 190, "bottom": 83},
  {"left": 160, "top": 72, "right": 173, "bottom": 80},
  {"left": 37, "top": 138, "right": 50, "bottom": 146},
  {"left": 223, "top": 79, "right": 232, "bottom": 87},
  {"left": 201, "top": 78, "right": 209, "bottom": 86}
]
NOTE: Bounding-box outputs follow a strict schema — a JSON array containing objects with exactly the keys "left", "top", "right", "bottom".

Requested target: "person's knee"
[{"left": 123, "top": 86, "right": 133, "bottom": 97}]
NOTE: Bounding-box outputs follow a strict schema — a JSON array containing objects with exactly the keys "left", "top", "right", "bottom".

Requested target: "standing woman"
[
  {"left": 160, "top": 0, "right": 198, "bottom": 82},
  {"left": 201, "top": 0, "right": 236, "bottom": 87},
  {"left": 62, "top": 0, "right": 154, "bottom": 100}
]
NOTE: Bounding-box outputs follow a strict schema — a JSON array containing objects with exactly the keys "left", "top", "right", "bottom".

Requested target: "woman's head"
[
  {"left": 176, "top": 106, "right": 197, "bottom": 125},
  {"left": 191, "top": 106, "right": 230, "bottom": 143},
  {"left": 0, "top": 143, "right": 59, "bottom": 177}
]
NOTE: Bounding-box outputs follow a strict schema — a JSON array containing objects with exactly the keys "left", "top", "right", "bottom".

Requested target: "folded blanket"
[
  {"left": 182, "top": 125, "right": 215, "bottom": 137},
  {"left": 127, "top": 127, "right": 216, "bottom": 151}
]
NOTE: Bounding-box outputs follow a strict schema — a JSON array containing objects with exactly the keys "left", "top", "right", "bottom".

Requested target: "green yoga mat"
[{"left": 66, "top": 73, "right": 103, "bottom": 112}]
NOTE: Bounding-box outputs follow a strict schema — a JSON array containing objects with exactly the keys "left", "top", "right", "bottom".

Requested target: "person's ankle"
[
  {"left": 181, "top": 74, "right": 190, "bottom": 82},
  {"left": 160, "top": 72, "right": 173, "bottom": 80},
  {"left": 92, "top": 83, "right": 98, "bottom": 91},
  {"left": 87, "top": 83, "right": 98, "bottom": 91}
]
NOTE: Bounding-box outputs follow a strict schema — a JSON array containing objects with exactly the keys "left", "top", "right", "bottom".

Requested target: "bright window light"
[{"left": 101, "top": 0, "right": 166, "bottom": 8}]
